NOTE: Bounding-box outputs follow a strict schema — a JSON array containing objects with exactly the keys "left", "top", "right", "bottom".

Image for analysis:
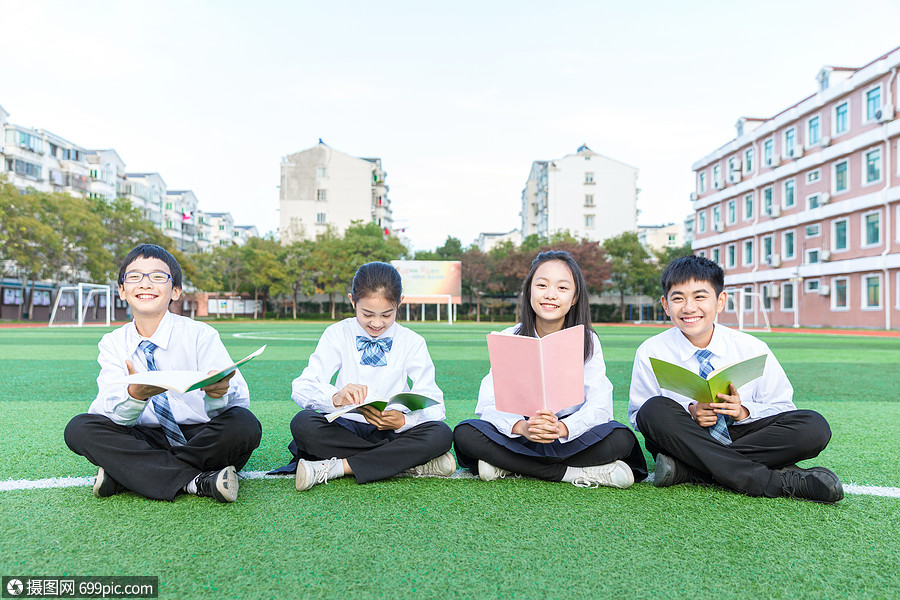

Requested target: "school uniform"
[
  {"left": 628, "top": 324, "right": 832, "bottom": 497},
  {"left": 454, "top": 325, "right": 647, "bottom": 481},
  {"left": 64, "top": 310, "right": 262, "bottom": 500},
  {"left": 279, "top": 318, "right": 452, "bottom": 483}
]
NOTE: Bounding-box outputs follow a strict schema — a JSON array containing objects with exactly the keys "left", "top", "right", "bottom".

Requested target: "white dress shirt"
[
  {"left": 291, "top": 318, "right": 445, "bottom": 433},
  {"left": 89, "top": 310, "right": 250, "bottom": 426},
  {"left": 474, "top": 325, "right": 614, "bottom": 443},
  {"left": 628, "top": 324, "right": 796, "bottom": 431}
]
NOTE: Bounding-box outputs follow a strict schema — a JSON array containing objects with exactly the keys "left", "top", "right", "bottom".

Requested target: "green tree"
[
  {"left": 282, "top": 239, "right": 316, "bottom": 319},
  {"left": 602, "top": 232, "right": 657, "bottom": 321},
  {"left": 241, "top": 237, "right": 288, "bottom": 319}
]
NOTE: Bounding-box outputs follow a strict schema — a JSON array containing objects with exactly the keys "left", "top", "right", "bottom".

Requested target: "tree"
[
  {"left": 241, "top": 237, "right": 288, "bottom": 319},
  {"left": 283, "top": 239, "right": 316, "bottom": 319},
  {"left": 602, "top": 232, "right": 657, "bottom": 321}
]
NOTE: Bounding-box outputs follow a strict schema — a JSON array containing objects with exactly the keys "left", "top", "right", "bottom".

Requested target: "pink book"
[{"left": 486, "top": 324, "right": 585, "bottom": 415}]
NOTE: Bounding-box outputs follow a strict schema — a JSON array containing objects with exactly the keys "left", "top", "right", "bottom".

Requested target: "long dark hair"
[
  {"left": 515, "top": 250, "right": 595, "bottom": 362},
  {"left": 350, "top": 261, "right": 403, "bottom": 305}
]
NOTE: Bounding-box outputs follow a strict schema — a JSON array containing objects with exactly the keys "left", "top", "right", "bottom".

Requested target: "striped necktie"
[
  {"left": 138, "top": 340, "right": 188, "bottom": 446},
  {"left": 356, "top": 336, "right": 393, "bottom": 367},
  {"left": 695, "top": 348, "right": 732, "bottom": 445}
]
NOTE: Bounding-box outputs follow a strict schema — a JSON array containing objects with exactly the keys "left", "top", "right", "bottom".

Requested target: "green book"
[
  {"left": 325, "top": 392, "right": 438, "bottom": 423},
  {"left": 649, "top": 353, "right": 768, "bottom": 404}
]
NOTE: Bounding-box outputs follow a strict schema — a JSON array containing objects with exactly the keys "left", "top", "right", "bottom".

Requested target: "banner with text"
[{"left": 391, "top": 260, "right": 461, "bottom": 304}]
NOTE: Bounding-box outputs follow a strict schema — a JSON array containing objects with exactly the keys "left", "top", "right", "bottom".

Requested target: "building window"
[
  {"left": 584, "top": 172, "right": 594, "bottom": 184},
  {"left": 743, "top": 286, "right": 753, "bottom": 311},
  {"left": 165, "top": 202, "right": 173, "bottom": 210},
  {"left": 699, "top": 211, "right": 706, "bottom": 233},
  {"left": 807, "top": 194, "right": 821, "bottom": 210},
  {"left": 713, "top": 165, "right": 721, "bottom": 188},
  {"left": 783, "top": 230, "right": 795, "bottom": 259},
  {"left": 834, "top": 160, "right": 848, "bottom": 193},
  {"left": 712, "top": 248, "right": 720, "bottom": 265},
  {"left": 743, "top": 239, "right": 753, "bottom": 266},
  {"left": 783, "top": 179, "right": 795, "bottom": 208},
  {"left": 807, "top": 169, "right": 820, "bottom": 183},
  {"left": 727, "top": 200, "right": 736, "bottom": 224},
  {"left": 11, "top": 159, "right": 41, "bottom": 180},
  {"left": 743, "top": 194, "right": 753, "bottom": 220},
  {"left": 784, "top": 128, "right": 796, "bottom": 157},
  {"left": 832, "top": 218, "right": 848, "bottom": 251},
  {"left": 863, "top": 274, "right": 882, "bottom": 309},
  {"left": 764, "top": 139, "right": 774, "bottom": 165},
  {"left": 807, "top": 116, "right": 820, "bottom": 146},
  {"left": 316, "top": 212, "right": 326, "bottom": 224},
  {"left": 712, "top": 206, "right": 721, "bottom": 227},
  {"left": 865, "top": 148, "right": 882, "bottom": 184},
  {"left": 866, "top": 86, "right": 882, "bottom": 122},
  {"left": 584, "top": 194, "right": 594, "bottom": 206},
  {"left": 782, "top": 282, "right": 794, "bottom": 312},
  {"left": 726, "top": 293, "right": 736, "bottom": 312},
  {"left": 762, "top": 236, "right": 773, "bottom": 263},
  {"left": 863, "top": 211, "right": 881, "bottom": 246},
  {"left": 805, "top": 279, "right": 820, "bottom": 293},
  {"left": 744, "top": 148, "right": 754, "bottom": 172},
  {"left": 316, "top": 166, "right": 328, "bottom": 178},
  {"left": 585, "top": 215, "right": 595, "bottom": 228},
  {"left": 316, "top": 189, "right": 327, "bottom": 201},
  {"left": 726, "top": 244, "right": 736, "bottom": 268},
  {"left": 806, "top": 249, "right": 820, "bottom": 264},
  {"left": 667, "top": 234, "right": 676, "bottom": 244},
  {"left": 763, "top": 187, "right": 773, "bottom": 214},
  {"left": 806, "top": 223, "right": 820, "bottom": 238},
  {"left": 763, "top": 285, "right": 773, "bottom": 310},
  {"left": 698, "top": 172, "right": 707, "bottom": 193},
  {"left": 832, "top": 277, "right": 848, "bottom": 310},
  {"left": 834, "top": 102, "right": 849, "bottom": 135}
]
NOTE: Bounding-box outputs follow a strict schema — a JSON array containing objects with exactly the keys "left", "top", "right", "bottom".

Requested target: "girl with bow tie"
[{"left": 283, "top": 261, "right": 455, "bottom": 490}]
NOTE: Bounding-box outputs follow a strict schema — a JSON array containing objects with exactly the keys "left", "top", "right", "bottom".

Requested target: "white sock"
[
  {"left": 316, "top": 459, "right": 345, "bottom": 479},
  {"left": 183, "top": 476, "right": 199, "bottom": 494},
  {"left": 561, "top": 467, "right": 583, "bottom": 483}
]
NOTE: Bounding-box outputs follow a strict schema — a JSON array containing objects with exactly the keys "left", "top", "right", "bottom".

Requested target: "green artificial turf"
[{"left": 1, "top": 321, "right": 898, "bottom": 599}]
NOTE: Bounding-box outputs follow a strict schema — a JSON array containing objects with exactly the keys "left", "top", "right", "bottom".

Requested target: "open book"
[
  {"left": 649, "top": 352, "right": 767, "bottom": 404},
  {"left": 487, "top": 324, "right": 584, "bottom": 415},
  {"left": 116, "top": 345, "right": 267, "bottom": 393},
  {"left": 325, "top": 392, "right": 439, "bottom": 422}
]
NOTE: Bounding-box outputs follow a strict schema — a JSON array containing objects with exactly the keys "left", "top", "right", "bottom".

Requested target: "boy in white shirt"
[
  {"left": 628, "top": 255, "right": 842, "bottom": 503},
  {"left": 65, "top": 244, "right": 262, "bottom": 502}
]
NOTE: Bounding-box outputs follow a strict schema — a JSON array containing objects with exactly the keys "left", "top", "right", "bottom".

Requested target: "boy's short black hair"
[
  {"left": 118, "top": 244, "right": 182, "bottom": 288},
  {"left": 660, "top": 255, "right": 724, "bottom": 297}
]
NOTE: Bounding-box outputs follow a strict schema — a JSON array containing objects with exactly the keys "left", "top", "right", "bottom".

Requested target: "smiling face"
[
  {"left": 529, "top": 260, "right": 577, "bottom": 336},
  {"left": 350, "top": 292, "right": 400, "bottom": 338},
  {"left": 118, "top": 256, "right": 181, "bottom": 328},
  {"left": 660, "top": 278, "right": 726, "bottom": 348}
]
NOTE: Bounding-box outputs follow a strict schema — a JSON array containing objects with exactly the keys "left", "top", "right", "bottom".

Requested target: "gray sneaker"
[
  {"left": 404, "top": 452, "right": 457, "bottom": 477},
  {"left": 195, "top": 466, "right": 239, "bottom": 503},
  {"left": 477, "top": 460, "right": 515, "bottom": 482},
  {"left": 777, "top": 465, "right": 843, "bottom": 504},
  {"left": 572, "top": 460, "right": 634, "bottom": 489},
  {"left": 295, "top": 458, "right": 338, "bottom": 492}
]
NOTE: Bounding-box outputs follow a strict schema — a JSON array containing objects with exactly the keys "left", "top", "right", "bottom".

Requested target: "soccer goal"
[
  {"left": 49, "top": 283, "right": 112, "bottom": 327},
  {"left": 722, "top": 288, "right": 771, "bottom": 332}
]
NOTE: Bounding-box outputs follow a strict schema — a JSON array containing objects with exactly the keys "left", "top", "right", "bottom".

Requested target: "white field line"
[{"left": 1, "top": 471, "right": 898, "bottom": 497}]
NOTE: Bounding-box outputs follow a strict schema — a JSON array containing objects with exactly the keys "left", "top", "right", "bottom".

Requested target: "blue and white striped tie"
[
  {"left": 138, "top": 340, "right": 188, "bottom": 446},
  {"left": 356, "top": 336, "right": 392, "bottom": 367},
  {"left": 695, "top": 348, "right": 732, "bottom": 445}
]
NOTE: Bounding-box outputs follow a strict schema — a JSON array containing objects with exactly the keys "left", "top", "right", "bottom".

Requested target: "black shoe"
[
  {"left": 93, "top": 467, "right": 124, "bottom": 498},
  {"left": 654, "top": 454, "right": 713, "bottom": 487},
  {"left": 777, "top": 465, "right": 843, "bottom": 504},
  {"left": 195, "top": 466, "right": 239, "bottom": 503}
]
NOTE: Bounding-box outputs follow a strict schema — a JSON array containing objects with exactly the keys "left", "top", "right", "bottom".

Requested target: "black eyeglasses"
[{"left": 123, "top": 271, "right": 174, "bottom": 285}]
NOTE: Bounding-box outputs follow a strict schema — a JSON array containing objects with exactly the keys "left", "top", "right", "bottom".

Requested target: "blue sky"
[{"left": 2, "top": 1, "right": 899, "bottom": 251}]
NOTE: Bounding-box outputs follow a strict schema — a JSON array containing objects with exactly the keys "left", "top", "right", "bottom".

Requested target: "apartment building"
[
  {"left": 690, "top": 47, "right": 900, "bottom": 329},
  {"left": 119, "top": 172, "right": 165, "bottom": 229},
  {"left": 279, "top": 141, "right": 393, "bottom": 243},
  {"left": 164, "top": 190, "right": 199, "bottom": 253},
  {"left": 476, "top": 229, "right": 522, "bottom": 253},
  {"left": 638, "top": 223, "right": 685, "bottom": 252},
  {"left": 521, "top": 145, "right": 638, "bottom": 243}
]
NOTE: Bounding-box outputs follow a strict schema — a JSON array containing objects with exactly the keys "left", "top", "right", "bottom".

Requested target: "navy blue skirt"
[{"left": 456, "top": 418, "right": 648, "bottom": 481}]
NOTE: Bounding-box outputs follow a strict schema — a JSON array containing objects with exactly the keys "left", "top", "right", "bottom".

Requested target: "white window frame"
[
  {"left": 726, "top": 243, "right": 737, "bottom": 269},
  {"left": 712, "top": 205, "right": 721, "bottom": 227},
  {"left": 316, "top": 189, "right": 327, "bottom": 201},
  {"left": 713, "top": 165, "right": 721, "bottom": 189},
  {"left": 806, "top": 193, "right": 822, "bottom": 210},
  {"left": 783, "top": 128, "right": 796, "bottom": 158},
  {"left": 699, "top": 210, "right": 707, "bottom": 233},
  {"left": 743, "top": 239, "right": 754, "bottom": 267},
  {"left": 805, "top": 278, "right": 820, "bottom": 293},
  {"left": 806, "top": 115, "right": 821, "bottom": 148},
  {"left": 861, "top": 210, "right": 882, "bottom": 248},
  {"left": 806, "top": 169, "right": 820, "bottom": 183},
  {"left": 861, "top": 273, "right": 882, "bottom": 310},
  {"left": 761, "top": 235, "right": 773, "bottom": 264},
  {"left": 805, "top": 223, "right": 821, "bottom": 238},
  {"left": 806, "top": 248, "right": 820, "bottom": 264},
  {"left": 743, "top": 148, "right": 754, "bottom": 174},
  {"left": 763, "top": 186, "right": 774, "bottom": 214},
  {"left": 712, "top": 247, "right": 720, "bottom": 265},
  {"left": 783, "top": 178, "right": 796, "bottom": 208},
  {"left": 585, "top": 172, "right": 595, "bottom": 184},
  {"left": 833, "top": 101, "right": 850, "bottom": 136},
  {"left": 726, "top": 199, "right": 736, "bottom": 225},
  {"left": 764, "top": 138, "right": 774, "bottom": 166},
  {"left": 833, "top": 160, "right": 849, "bottom": 194},
  {"left": 781, "top": 282, "right": 795, "bottom": 312},
  {"left": 863, "top": 84, "right": 883, "bottom": 124},
  {"left": 831, "top": 276, "right": 849, "bottom": 311},
  {"left": 832, "top": 218, "right": 849, "bottom": 252},
  {"left": 585, "top": 214, "right": 595, "bottom": 228},
  {"left": 698, "top": 171, "right": 707, "bottom": 194},
  {"left": 862, "top": 146, "right": 882, "bottom": 186},
  {"left": 743, "top": 286, "right": 754, "bottom": 311},
  {"left": 782, "top": 229, "right": 796, "bottom": 260},
  {"left": 725, "top": 292, "right": 736, "bottom": 313},
  {"left": 743, "top": 193, "right": 753, "bottom": 221}
]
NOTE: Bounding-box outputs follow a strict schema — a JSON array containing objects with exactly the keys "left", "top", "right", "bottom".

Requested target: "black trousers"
[
  {"left": 289, "top": 409, "right": 452, "bottom": 484},
  {"left": 453, "top": 421, "right": 641, "bottom": 482},
  {"left": 64, "top": 407, "right": 262, "bottom": 501},
  {"left": 636, "top": 396, "right": 832, "bottom": 497}
]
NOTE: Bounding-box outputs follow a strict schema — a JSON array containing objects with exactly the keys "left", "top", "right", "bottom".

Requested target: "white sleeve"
[
  {"left": 628, "top": 343, "right": 679, "bottom": 431},
  {"left": 291, "top": 327, "right": 343, "bottom": 412},
  {"left": 89, "top": 334, "right": 149, "bottom": 425},
  {"left": 392, "top": 336, "right": 445, "bottom": 432},
  {"left": 737, "top": 347, "right": 796, "bottom": 423},
  {"left": 474, "top": 370, "right": 524, "bottom": 438},
  {"left": 559, "top": 341, "right": 614, "bottom": 441},
  {"left": 194, "top": 327, "right": 250, "bottom": 414}
]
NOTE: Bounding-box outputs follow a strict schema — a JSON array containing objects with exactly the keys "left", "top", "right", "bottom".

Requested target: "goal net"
[
  {"left": 720, "top": 288, "right": 771, "bottom": 332},
  {"left": 49, "top": 283, "right": 112, "bottom": 327}
]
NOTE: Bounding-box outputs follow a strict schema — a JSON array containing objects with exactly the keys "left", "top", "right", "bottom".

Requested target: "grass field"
[{"left": 1, "top": 321, "right": 898, "bottom": 599}]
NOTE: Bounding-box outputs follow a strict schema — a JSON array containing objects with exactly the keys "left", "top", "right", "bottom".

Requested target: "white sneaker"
[
  {"left": 478, "top": 460, "right": 515, "bottom": 482},
  {"left": 295, "top": 458, "right": 338, "bottom": 492},
  {"left": 404, "top": 452, "right": 457, "bottom": 477},
  {"left": 571, "top": 460, "right": 634, "bottom": 489}
]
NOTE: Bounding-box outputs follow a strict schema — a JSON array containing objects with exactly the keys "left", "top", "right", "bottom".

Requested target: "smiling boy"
[
  {"left": 64, "top": 244, "right": 262, "bottom": 502},
  {"left": 628, "top": 255, "right": 842, "bottom": 503}
]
